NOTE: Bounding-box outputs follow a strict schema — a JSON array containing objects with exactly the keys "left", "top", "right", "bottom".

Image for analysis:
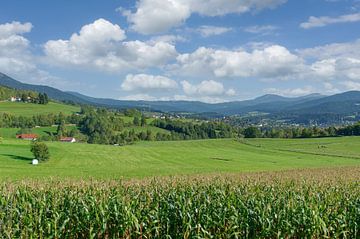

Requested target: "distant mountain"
[
  {"left": 285, "top": 91, "right": 360, "bottom": 114},
  {"left": 1, "top": 72, "right": 359, "bottom": 122}
]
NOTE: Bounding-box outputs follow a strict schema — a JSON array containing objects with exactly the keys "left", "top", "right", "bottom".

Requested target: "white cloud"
[
  {"left": 310, "top": 58, "right": 360, "bottom": 81},
  {"left": 44, "top": 19, "right": 178, "bottom": 72},
  {"left": 125, "top": 0, "right": 191, "bottom": 35},
  {"left": 175, "top": 45, "right": 304, "bottom": 79},
  {"left": 243, "top": 25, "right": 279, "bottom": 35},
  {"left": 263, "top": 86, "right": 316, "bottom": 97},
  {"left": 300, "top": 12, "right": 360, "bottom": 29},
  {"left": 120, "top": 94, "right": 158, "bottom": 101},
  {"left": 310, "top": 59, "right": 337, "bottom": 78},
  {"left": 149, "top": 34, "right": 187, "bottom": 44},
  {"left": 323, "top": 82, "right": 340, "bottom": 94},
  {"left": 0, "top": 21, "right": 32, "bottom": 38},
  {"left": 181, "top": 80, "right": 235, "bottom": 97},
  {"left": 299, "top": 39, "right": 360, "bottom": 60},
  {"left": 44, "top": 18, "right": 126, "bottom": 66},
  {"left": 125, "top": 0, "right": 287, "bottom": 34},
  {"left": 341, "top": 81, "right": 360, "bottom": 91},
  {"left": 121, "top": 74, "right": 178, "bottom": 92},
  {"left": 0, "top": 21, "right": 63, "bottom": 87},
  {"left": 196, "top": 25, "right": 232, "bottom": 37},
  {"left": 300, "top": 39, "right": 360, "bottom": 82}
]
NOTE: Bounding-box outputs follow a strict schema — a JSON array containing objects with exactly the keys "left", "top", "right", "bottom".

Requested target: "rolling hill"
[
  {"left": 0, "top": 101, "right": 80, "bottom": 116},
  {"left": 1, "top": 72, "right": 360, "bottom": 122}
]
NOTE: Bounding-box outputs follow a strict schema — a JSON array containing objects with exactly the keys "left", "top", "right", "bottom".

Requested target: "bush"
[{"left": 30, "top": 142, "right": 50, "bottom": 161}]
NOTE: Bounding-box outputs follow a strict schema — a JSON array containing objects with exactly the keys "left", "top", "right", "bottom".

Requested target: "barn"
[{"left": 16, "top": 134, "right": 38, "bottom": 140}]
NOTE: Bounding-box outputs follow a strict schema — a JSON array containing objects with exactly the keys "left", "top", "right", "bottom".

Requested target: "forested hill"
[{"left": 0, "top": 73, "right": 90, "bottom": 104}]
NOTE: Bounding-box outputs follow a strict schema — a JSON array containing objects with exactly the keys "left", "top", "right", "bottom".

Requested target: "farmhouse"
[
  {"left": 16, "top": 134, "right": 38, "bottom": 140},
  {"left": 10, "top": 96, "right": 21, "bottom": 102},
  {"left": 60, "top": 137, "right": 76, "bottom": 143}
]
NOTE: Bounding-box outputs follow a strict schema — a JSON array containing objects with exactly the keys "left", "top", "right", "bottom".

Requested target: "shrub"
[{"left": 30, "top": 142, "right": 50, "bottom": 161}]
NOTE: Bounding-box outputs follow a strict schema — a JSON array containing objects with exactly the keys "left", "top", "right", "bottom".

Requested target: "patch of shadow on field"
[
  {"left": 211, "top": 157, "right": 232, "bottom": 162},
  {"left": 1, "top": 154, "right": 32, "bottom": 161}
]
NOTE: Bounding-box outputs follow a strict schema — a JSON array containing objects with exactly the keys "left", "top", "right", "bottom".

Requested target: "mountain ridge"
[{"left": 1, "top": 73, "right": 359, "bottom": 119}]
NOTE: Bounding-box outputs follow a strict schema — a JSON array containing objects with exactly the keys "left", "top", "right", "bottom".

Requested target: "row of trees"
[
  {"left": 0, "top": 112, "right": 82, "bottom": 128},
  {"left": 152, "top": 119, "right": 239, "bottom": 140},
  {"left": 242, "top": 123, "right": 360, "bottom": 138}
]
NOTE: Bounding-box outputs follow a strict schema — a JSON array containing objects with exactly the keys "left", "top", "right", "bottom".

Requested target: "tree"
[
  {"left": 57, "top": 120, "right": 67, "bottom": 137},
  {"left": 31, "top": 142, "right": 50, "bottom": 161},
  {"left": 133, "top": 116, "right": 140, "bottom": 126},
  {"left": 38, "top": 93, "right": 44, "bottom": 104},
  {"left": 141, "top": 115, "right": 147, "bottom": 127},
  {"left": 243, "top": 127, "right": 261, "bottom": 138},
  {"left": 43, "top": 93, "right": 49, "bottom": 104},
  {"left": 21, "top": 93, "right": 27, "bottom": 102}
]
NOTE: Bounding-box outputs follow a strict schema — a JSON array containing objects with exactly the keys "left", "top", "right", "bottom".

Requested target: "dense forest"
[{"left": 242, "top": 124, "right": 360, "bottom": 138}]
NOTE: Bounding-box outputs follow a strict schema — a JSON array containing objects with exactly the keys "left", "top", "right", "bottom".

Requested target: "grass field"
[
  {"left": 0, "top": 101, "right": 80, "bottom": 116},
  {"left": 0, "top": 137, "right": 359, "bottom": 180}
]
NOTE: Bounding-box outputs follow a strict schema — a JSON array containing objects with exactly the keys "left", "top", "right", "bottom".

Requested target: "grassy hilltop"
[{"left": 0, "top": 101, "right": 80, "bottom": 116}]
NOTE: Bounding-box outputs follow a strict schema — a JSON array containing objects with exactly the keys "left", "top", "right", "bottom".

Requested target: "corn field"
[{"left": 0, "top": 168, "right": 359, "bottom": 238}]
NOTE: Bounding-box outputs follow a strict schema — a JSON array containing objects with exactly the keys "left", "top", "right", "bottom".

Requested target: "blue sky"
[{"left": 1, "top": 0, "right": 360, "bottom": 102}]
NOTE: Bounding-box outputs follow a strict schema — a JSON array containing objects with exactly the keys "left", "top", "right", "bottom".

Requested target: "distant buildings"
[
  {"left": 16, "top": 134, "right": 38, "bottom": 140},
  {"left": 10, "top": 96, "right": 21, "bottom": 102},
  {"left": 60, "top": 137, "right": 76, "bottom": 143}
]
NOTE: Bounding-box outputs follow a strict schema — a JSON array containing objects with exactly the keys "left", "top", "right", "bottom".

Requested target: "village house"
[
  {"left": 16, "top": 134, "right": 38, "bottom": 140},
  {"left": 10, "top": 96, "right": 21, "bottom": 102},
  {"left": 60, "top": 137, "right": 76, "bottom": 143}
]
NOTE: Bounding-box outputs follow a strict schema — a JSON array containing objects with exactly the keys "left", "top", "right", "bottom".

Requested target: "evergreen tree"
[
  {"left": 57, "top": 120, "right": 67, "bottom": 137},
  {"left": 133, "top": 116, "right": 140, "bottom": 126},
  {"left": 141, "top": 115, "right": 147, "bottom": 127}
]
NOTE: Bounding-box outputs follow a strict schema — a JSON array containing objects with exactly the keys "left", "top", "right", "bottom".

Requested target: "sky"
[{"left": 1, "top": 0, "right": 360, "bottom": 103}]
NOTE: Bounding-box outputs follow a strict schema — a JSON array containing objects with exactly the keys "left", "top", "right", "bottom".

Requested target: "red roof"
[
  {"left": 60, "top": 137, "right": 75, "bottom": 142},
  {"left": 16, "top": 134, "right": 38, "bottom": 139}
]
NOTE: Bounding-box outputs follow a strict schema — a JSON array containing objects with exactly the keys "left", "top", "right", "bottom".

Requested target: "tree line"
[
  {"left": 2, "top": 102, "right": 360, "bottom": 144},
  {"left": 242, "top": 123, "right": 360, "bottom": 138}
]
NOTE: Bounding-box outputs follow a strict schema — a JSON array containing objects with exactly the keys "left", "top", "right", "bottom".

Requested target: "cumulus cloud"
[
  {"left": 300, "top": 39, "right": 360, "bottom": 81},
  {"left": 125, "top": 0, "right": 287, "bottom": 34},
  {"left": 181, "top": 80, "right": 235, "bottom": 97},
  {"left": 300, "top": 12, "right": 360, "bottom": 29},
  {"left": 196, "top": 25, "right": 232, "bottom": 37},
  {"left": 175, "top": 45, "right": 304, "bottom": 79},
  {"left": 0, "top": 21, "right": 32, "bottom": 38},
  {"left": 0, "top": 21, "right": 63, "bottom": 87},
  {"left": 44, "top": 19, "right": 178, "bottom": 72},
  {"left": 121, "top": 74, "right": 178, "bottom": 92},
  {"left": 125, "top": 0, "right": 191, "bottom": 35}
]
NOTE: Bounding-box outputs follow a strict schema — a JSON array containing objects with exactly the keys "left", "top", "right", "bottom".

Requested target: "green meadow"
[
  {"left": 0, "top": 101, "right": 80, "bottom": 116},
  {"left": 0, "top": 137, "right": 359, "bottom": 180}
]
